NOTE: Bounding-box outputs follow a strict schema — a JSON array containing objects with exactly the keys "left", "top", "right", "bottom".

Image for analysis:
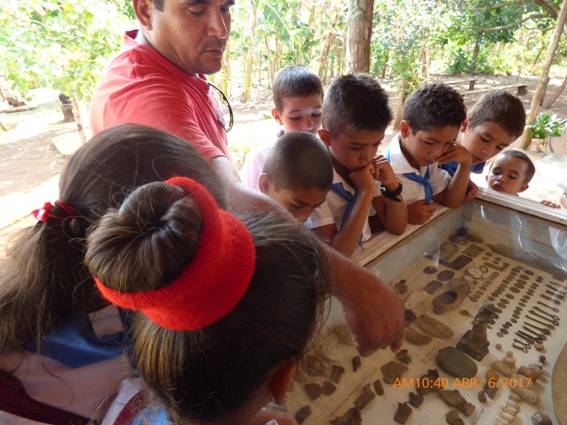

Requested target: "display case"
[{"left": 287, "top": 189, "right": 567, "bottom": 425}]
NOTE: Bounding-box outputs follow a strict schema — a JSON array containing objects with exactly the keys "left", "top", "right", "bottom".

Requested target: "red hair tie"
[
  {"left": 94, "top": 176, "right": 256, "bottom": 331},
  {"left": 32, "top": 201, "right": 76, "bottom": 222}
]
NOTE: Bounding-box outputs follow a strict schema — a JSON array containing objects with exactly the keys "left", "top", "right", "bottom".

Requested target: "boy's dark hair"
[
  {"left": 403, "top": 83, "right": 466, "bottom": 133},
  {"left": 497, "top": 150, "right": 536, "bottom": 183},
  {"left": 273, "top": 66, "right": 323, "bottom": 111},
  {"left": 468, "top": 90, "right": 526, "bottom": 138},
  {"left": 264, "top": 132, "right": 333, "bottom": 191},
  {"left": 323, "top": 74, "right": 392, "bottom": 135}
]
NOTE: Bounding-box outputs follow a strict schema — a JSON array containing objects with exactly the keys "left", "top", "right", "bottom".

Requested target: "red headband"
[
  {"left": 32, "top": 201, "right": 76, "bottom": 222},
  {"left": 94, "top": 176, "right": 256, "bottom": 331}
]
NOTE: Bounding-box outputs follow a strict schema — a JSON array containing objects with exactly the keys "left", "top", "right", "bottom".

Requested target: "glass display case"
[{"left": 287, "top": 189, "right": 567, "bottom": 425}]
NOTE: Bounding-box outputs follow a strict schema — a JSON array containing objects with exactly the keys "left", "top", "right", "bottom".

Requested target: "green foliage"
[
  {"left": 0, "top": 0, "right": 132, "bottom": 100},
  {"left": 446, "top": 46, "right": 494, "bottom": 75},
  {"left": 528, "top": 112, "right": 566, "bottom": 139}
]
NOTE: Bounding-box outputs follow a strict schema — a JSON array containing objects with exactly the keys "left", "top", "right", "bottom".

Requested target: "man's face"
[
  {"left": 264, "top": 184, "right": 328, "bottom": 222},
  {"left": 320, "top": 126, "right": 385, "bottom": 171},
  {"left": 486, "top": 156, "right": 530, "bottom": 194},
  {"left": 272, "top": 94, "right": 323, "bottom": 135},
  {"left": 459, "top": 121, "right": 516, "bottom": 165},
  {"left": 400, "top": 122, "right": 458, "bottom": 168},
  {"left": 145, "top": 0, "right": 233, "bottom": 74}
]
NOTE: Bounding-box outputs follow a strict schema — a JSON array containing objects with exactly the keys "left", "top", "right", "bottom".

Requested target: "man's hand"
[
  {"left": 438, "top": 143, "right": 472, "bottom": 166},
  {"left": 464, "top": 181, "right": 478, "bottom": 202},
  {"left": 407, "top": 200, "right": 436, "bottom": 224},
  {"left": 372, "top": 155, "right": 400, "bottom": 190},
  {"left": 350, "top": 163, "right": 377, "bottom": 194},
  {"left": 326, "top": 246, "right": 404, "bottom": 355}
]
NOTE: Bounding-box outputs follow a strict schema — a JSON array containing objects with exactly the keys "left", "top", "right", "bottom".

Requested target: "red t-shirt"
[{"left": 90, "top": 30, "right": 230, "bottom": 159}]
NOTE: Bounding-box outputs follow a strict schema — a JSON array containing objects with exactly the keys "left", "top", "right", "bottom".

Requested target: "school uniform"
[{"left": 440, "top": 160, "right": 486, "bottom": 176}]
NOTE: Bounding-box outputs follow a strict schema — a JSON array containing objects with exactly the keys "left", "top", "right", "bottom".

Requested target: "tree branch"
[
  {"left": 480, "top": 13, "right": 549, "bottom": 32},
  {"left": 533, "top": 0, "right": 559, "bottom": 17}
]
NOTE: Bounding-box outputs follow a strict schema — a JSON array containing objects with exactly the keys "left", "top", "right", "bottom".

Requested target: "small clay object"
[
  {"left": 304, "top": 383, "right": 323, "bottom": 400},
  {"left": 405, "top": 327, "right": 432, "bottom": 346},
  {"left": 408, "top": 391, "right": 423, "bottom": 408},
  {"left": 424, "top": 280, "right": 443, "bottom": 294},
  {"left": 395, "top": 349, "right": 412, "bottom": 365},
  {"left": 518, "top": 364, "right": 543, "bottom": 380},
  {"left": 509, "top": 393, "right": 521, "bottom": 402},
  {"left": 447, "top": 255, "right": 473, "bottom": 271},
  {"left": 433, "top": 281, "right": 470, "bottom": 315},
  {"left": 416, "top": 369, "right": 441, "bottom": 395},
  {"left": 477, "top": 391, "right": 487, "bottom": 403},
  {"left": 381, "top": 361, "right": 408, "bottom": 384},
  {"left": 466, "top": 267, "right": 483, "bottom": 279},
  {"left": 373, "top": 378, "right": 384, "bottom": 396},
  {"left": 330, "top": 408, "right": 362, "bottom": 425},
  {"left": 334, "top": 324, "right": 356, "bottom": 345},
  {"left": 405, "top": 289, "right": 429, "bottom": 314},
  {"left": 302, "top": 354, "right": 331, "bottom": 377},
  {"left": 323, "top": 381, "right": 337, "bottom": 396},
  {"left": 424, "top": 266, "right": 437, "bottom": 274},
  {"left": 330, "top": 365, "right": 345, "bottom": 384},
  {"left": 506, "top": 400, "right": 520, "bottom": 410},
  {"left": 467, "top": 232, "right": 483, "bottom": 243},
  {"left": 503, "top": 351, "right": 516, "bottom": 369},
  {"left": 352, "top": 356, "right": 361, "bottom": 372},
  {"left": 484, "top": 385, "right": 498, "bottom": 400},
  {"left": 500, "top": 411, "right": 515, "bottom": 422},
  {"left": 393, "top": 402, "right": 412, "bottom": 424},
  {"left": 496, "top": 343, "right": 503, "bottom": 350},
  {"left": 438, "top": 390, "right": 475, "bottom": 417},
  {"left": 491, "top": 360, "right": 513, "bottom": 377},
  {"left": 459, "top": 309, "right": 471, "bottom": 317},
  {"left": 510, "top": 385, "right": 539, "bottom": 405},
  {"left": 502, "top": 405, "right": 518, "bottom": 416},
  {"left": 405, "top": 308, "right": 417, "bottom": 324},
  {"left": 446, "top": 409, "right": 465, "bottom": 425},
  {"left": 531, "top": 412, "right": 553, "bottom": 425},
  {"left": 535, "top": 342, "right": 545, "bottom": 352},
  {"left": 353, "top": 384, "right": 375, "bottom": 410},
  {"left": 436, "top": 347, "right": 478, "bottom": 378},
  {"left": 438, "top": 270, "right": 455, "bottom": 281},
  {"left": 295, "top": 406, "right": 312, "bottom": 424},
  {"left": 415, "top": 314, "right": 453, "bottom": 339},
  {"left": 539, "top": 355, "right": 546, "bottom": 364},
  {"left": 394, "top": 280, "right": 408, "bottom": 295}
]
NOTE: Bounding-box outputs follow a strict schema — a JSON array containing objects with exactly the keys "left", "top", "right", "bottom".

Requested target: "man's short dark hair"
[
  {"left": 263, "top": 132, "right": 332, "bottom": 191},
  {"left": 272, "top": 66, "right": 324, "bottom": 111},
  {"left": 496, "top": 150, "right": 535, "bottom": 183},
  {"left": 403, "top": 83, "right": 466, "bottom": 133},
  {"left": 322, "top": 74, "right": 392, "bottom": 135},
  {"left": 468, "top": 90, "right": 526, "bottom": 138}
]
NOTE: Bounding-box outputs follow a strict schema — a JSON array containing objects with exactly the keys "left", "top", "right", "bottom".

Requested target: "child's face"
[
  {"left": 265, "top": 185, "right": 328, "bottom": 222},
  {"left": 486, "top": 156, "right": 530, "bottom": 194},
  {"left": 459, "top": 121, "right": 516, "bottom": 164},
  {"left": 319, "top": 126, "right": 385, "bottom": 171},
  {"left": 272, "top": 94, "right": 323, "bottom": 134},
  {"left": 400, "top": 122, "right": 458, "bottom": 167}
]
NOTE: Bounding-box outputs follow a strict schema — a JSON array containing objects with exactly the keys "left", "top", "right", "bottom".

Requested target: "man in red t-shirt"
[{"left": 91, "top": 0, "right": 403, "bottom": 356}]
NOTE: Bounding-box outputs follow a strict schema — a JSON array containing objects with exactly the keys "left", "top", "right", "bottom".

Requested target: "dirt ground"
[{"left": 0, "top": 74, "right": 566, "bottom": 254}]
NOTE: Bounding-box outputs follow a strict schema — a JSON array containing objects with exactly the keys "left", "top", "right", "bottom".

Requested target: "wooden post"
[
  {"left": 521, "top": 0, "right": 567, "bottom": 149},
  {"left": 544, "top": 74, "right": 567, "bottom": 109},
  {"left": 346, "top": 0, "right": 375, "bottom": 73}
]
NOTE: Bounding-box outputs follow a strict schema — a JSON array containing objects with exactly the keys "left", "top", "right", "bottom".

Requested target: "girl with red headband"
[
  {"left": 85, "top": 175, "right": 329, "bottom": 425},
  {"left": 0, "top": 125, "right": 228, "bottom": 424}
]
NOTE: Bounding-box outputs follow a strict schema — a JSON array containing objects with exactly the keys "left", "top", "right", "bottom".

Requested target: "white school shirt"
[
  {"left": 239, "top": 146, "right": 272, "bottom": 191},
  {"left": 306, "top": 168, "right": 379, "bottom": 243},
  {"left": 387, "top": 135, "right": 451, "bottom": 205}
]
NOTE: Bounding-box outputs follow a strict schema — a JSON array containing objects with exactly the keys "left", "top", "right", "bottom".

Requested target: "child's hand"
[
  {"left": 373, "top": 155, "right": 400, "bottom": 189},
  {"left": 251, "top": 409, "right": 293, "bottom": 425},
  {"left": 465, "top": 181, "right": 478, "bottom": 202},
  {"left": 350, "top": 163, "right": 376, "bottom": 194},
  {"left": 438, "top": 143, "right": 472, "bottom": 166},
  {"left": 541, "top": 200, "right": 561, "bottom": 208},
  {"left": 407, "top": 200, "right": 437, "bottom": 224}
]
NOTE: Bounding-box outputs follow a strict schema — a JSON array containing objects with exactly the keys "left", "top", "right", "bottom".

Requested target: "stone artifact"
[
  {"left": 405, "top": 308, "right": 417, "bottom": 324},
  {"left": 456, "top": 305, "right": 491, "bottom": 361},
  {"left": 334, "top": 324, "right": 355, "bottom": 345},
  {"left": 373, "top": 378, "right": 384, "bottom": 396},
  {"left": 408, "top": 392, "right": 423, "bottom": 408},
  {"left": 437, "top": 270, "right": 455, "bottom": 281},
  {"left": 330, "top": 408, "right": 362, "bottom": 425},
  {"left": 405, "top": 327, "right": 432, "bottom": 345},
  {"left": 330, "top": 365, "right": 345, "bottom": 384},
  {"left": 500, "top": 411, "right": 515, "bottom": 422},
  {"left": 436, "top": 347, "right": 478, "bottom": 378},
  {"left": 394, "top": 280, "right": 408, "bottom": 295},
  {"left": 395, "top": 349, "right": 412, "bottom": 365},
  {"left": 511, "top": 385, "right": 539, "bottom": 405},
  {"left": 446, "top": 409, "right": 465, "bottom": 425},
  {"left": 424, "top": 280, "right": 443, "bottom": 294},
  {"left": 323, "top": 381, "right": 337, "bottom": 396},
  {"left": 478, "top": 391, "right": 487, "bottom": 403},
  {"left": 509, "top": 393, "right": 521, "bottom": 402},
  {"left": 417, "top": 369, "right": 441, "bottom": 395},
  {"left": 393, "top": 402, "right": 412, "bottom": 424},
  {"left": 295, "top": 406, "right": 312, "bottom": 424},
  {"left": 518, "top": 364, "right": 543, "bottom": 381},
  {"left": 415, "top": 315, "right": 453, "bottom": 339},
  {"left": 503, "top": 351, "right": 516, "bottom": 369},
  {"left": 531, "top": 412, "right": 553, "bottom": 425},
  {"left": 302, "top": 354, "right": 331, "bottom": 377},
  {"left": 491, "top": 360, "right": 514, "bottom": 377},
  {"left": 354, "top": 384, "right": 375, "bottom": 410},
  {"left": 352, "top": 356, "right": 361, "bottom": 372},
  {"left": 438, "top": 390, "right": 475, "bottom": 416},
  {"left": 405, "top": 289, "right": 429, "bottom": 315},
  {"left": 304, "top": 383, "right": 323, "bottom": 400},
  {"left": 502, "top": 405, "right": 518, "bottom": 416},
  {"left": 432, "top": 281, "right": 470, "bottom": 315},
  {"left": 381, "top": 361, "right": 409, "bottom": 384}
]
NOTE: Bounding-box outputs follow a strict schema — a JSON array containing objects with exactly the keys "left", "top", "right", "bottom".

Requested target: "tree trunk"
[
  {"left": 544, "top": 74, "right": 567, "bottom": 109},
  {"left": 346, "top": 0, "right": 375, "bottom": 73},
  {"left": 380, "top": 50, "right": 389, "bottom": 79},
  {"left": 522, "top": 0, "right": 567, "bottom": 149},
  {"left": 393, "top": 80, "right": 410, "bottom": 130},
  {"left": 420, "top": 46, "right": 429, "bottom": 79},
  {"left": 71, "top": 95, "right": 87, "bottom": 144},
  {"left": 221, "top": 46, "right": 231, "bottom": 95},
  {"left": 240, "top": 5, "right": 257, "bottom": 102},
  {"left": 470, "top": 37, "right": 481, "bottom": 74},
  {"left": 318, "top": 11, "right": 341, "bottom": 81}
]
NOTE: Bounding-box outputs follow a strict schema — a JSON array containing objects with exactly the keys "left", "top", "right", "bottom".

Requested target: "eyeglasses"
[{"left": 208, "top": 81, "right": 234, "bottom": 133}]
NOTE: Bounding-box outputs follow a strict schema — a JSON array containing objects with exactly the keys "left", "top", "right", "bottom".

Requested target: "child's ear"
[
  {"left": 258, "top": 174, "right": 271, "bottom": 194},
  {"left": 270, "top": 360, "right": 297, "bottom": 405},
  {"left": 318, "top": 128, "right": 331, "bottom": 146},
  {"left": 517, "top": 183, "right": 529, "bottom": 193},
  {"left": 271, "top": 108, "right": 283, "bottom": 126},
  {"left": 399, "top": 120, "right": 411, "bottom": 138},
  {"left": 460, "top": 118, "right": 469, "bottom": 133}
]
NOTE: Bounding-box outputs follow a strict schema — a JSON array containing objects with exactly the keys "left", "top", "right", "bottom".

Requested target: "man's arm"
[{"left": 211, "top": 156, "right": 404, "bottom": 353}]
